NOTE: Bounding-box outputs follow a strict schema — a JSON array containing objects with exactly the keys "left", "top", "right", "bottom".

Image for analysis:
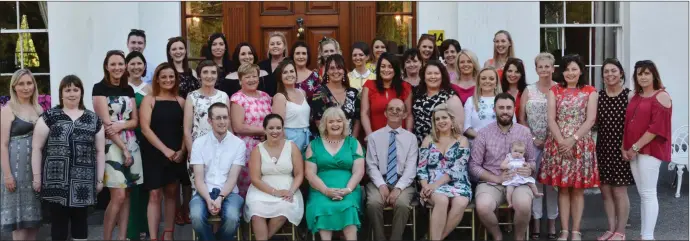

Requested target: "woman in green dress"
[
  {"left": 305, "top": 107, "right": 365, "bottom": 240},
  {"left": 126, "top": 51, "right": 151, "bottom": 240}
]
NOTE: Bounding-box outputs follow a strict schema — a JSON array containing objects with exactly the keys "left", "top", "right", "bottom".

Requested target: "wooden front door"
[{"left": 223, "top": 1, "right": 377, "bottom": 69}]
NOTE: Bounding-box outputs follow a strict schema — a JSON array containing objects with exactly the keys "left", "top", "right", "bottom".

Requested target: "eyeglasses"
[{"left": 130, "top": 29, "right": 145, "bottom": 34}]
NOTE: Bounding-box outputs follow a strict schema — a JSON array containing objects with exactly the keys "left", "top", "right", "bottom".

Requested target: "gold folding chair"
[
  {"left": 482, "top": 204, "right": 529, "bottom": 240},
  {"left": 369, "top": 200, "right": 418, "bottom": 240},
  {"left": 191, "top": 215, "right": 242, "bottom": 241},
  {"left": 425, "top": 202, "right": 476, "bottom": 240},
  {"left": 247, "top": 220, "right": 297, "bottom": 241}
]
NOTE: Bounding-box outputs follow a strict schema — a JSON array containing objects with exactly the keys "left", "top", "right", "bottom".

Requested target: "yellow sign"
[{"left": 427, "top": 30, "right": 445, "bottom": 46}]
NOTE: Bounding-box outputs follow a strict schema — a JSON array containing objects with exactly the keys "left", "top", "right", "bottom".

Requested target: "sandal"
[
  {"left": 162, "top": 229, "right": 174, "bottom": 241},
  {"left": 557, "top": 230, "right": 569, "bottom": 241},
  {"left": 609, "top": 232, "right": 626, "bottom": 240},
  {"left": 174, "top": 210, "right": 185, "bottom": 226},
  {"left": 531, "top": 232, "right": 541, "bottom": 240},
  {"left": 548, "top": 232, "right": 559, "bottom": 240},
  {"left": 598, "top": 231, "right": 614, "bottom": 241},
  {"left": 571, "top": 231, "right": 582, "bottom": 241}
]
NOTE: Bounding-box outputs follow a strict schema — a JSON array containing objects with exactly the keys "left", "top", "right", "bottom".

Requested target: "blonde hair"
[
  {"left": 317, "top": 37, "right": 342, "bottom": 67},
  {"left": 8, "top": 69, "right": 42, "bottom": 115},
  {"left": 455, "top": 49, "right": 481, "bottom": 78},
  {"left": 492, "top": 30, "right": 515, "bottom": 63},
  {"left": 472, "top": 67, "right": 502, "bottom": 111},
  {"left": 429, "top": 103, "right": 462, "bottom": 142},
  {"left": 237, "top": 63, "right": 260, "bottom": 80},
  {"left": 534, "top": 52, "right": 555, "bottom": 67},
  {"left": 318, "top": 107, "right": 351, "bottom": 138},
  {"left": 267, "top": 32, "right": 288, "bottom": 58}
]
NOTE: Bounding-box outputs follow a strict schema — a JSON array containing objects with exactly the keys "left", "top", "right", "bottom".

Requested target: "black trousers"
[{"left": 48, "top": 202, "right": 88, "bottom": 240}]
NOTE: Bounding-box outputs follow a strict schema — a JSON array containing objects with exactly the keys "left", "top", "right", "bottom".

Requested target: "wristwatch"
[
  {"left": 219, "top": 194, "right": 226, "bottom": 200},
  {"left": 632, "top": 144, "right": 641, "bottom": 153}
]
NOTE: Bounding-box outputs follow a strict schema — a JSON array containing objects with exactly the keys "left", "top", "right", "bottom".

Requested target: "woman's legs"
[
  {"left": 557, "top": 187, "right": 571, "bottom": 239},
  {"left": 532, "top": 183, "right": 559, "bottom": 236},
  {"left": 630, "top": 154, "right": 661, "bottom": 240},
  {"left": 251, "top": 216, "right": 269, "bottom": 241},
  {"left": 442, "top": 196, "right": 470, "bottom": 239},
  {"left": 267, "top": 216, "right": 288, "bottom": 238},
  {"left": 570, "top": 188, "right": 585, "bottom": 240},
  {"left": 342, "top": 225, "right": 357, "bottom": 240},
  {"left": 104, "top": 188, "right": 128, "bottom": 240},
  {"left": 163, "top": 182, "right": 180, "bottom": 240},
  {"left": 318, "top": 230, "right": 333, "bottom": 241},
  {"left": 611, "top": 185, "right": 630, "bottom": 238},
  {"left": 428, "top": 194, "right": 450, "bottom": 240},
  {"left": 599, "top": 184, "right": 616, "bottom": 239},
  {"left": 148, "top": 188, "right": 163, "bottom": 240},
  {"left": 70, "top": 206, "right": 90, "bottom": 240},
  {"left": 117, "top": 189, "right": 132, "bottom": 240}
]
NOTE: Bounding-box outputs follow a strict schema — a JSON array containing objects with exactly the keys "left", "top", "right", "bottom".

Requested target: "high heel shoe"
[
  {"left": 609, "top": 232, "right": 626, "bottom": 240},
  {"left": 557, "top": 230, "right": 569, "bottom": 241},
  {"left": 598, "top": 231, "right": 614, "bottom": 241},
  {"left": 571, "top": 231, "right": 583, "bottom": 241}
]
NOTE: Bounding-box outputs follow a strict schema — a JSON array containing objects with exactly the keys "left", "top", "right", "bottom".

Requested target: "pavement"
[{"left": 2, "top": 163, "right": 688, "bottom": 240}]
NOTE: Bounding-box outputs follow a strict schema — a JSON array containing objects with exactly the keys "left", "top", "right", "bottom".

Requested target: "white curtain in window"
[{"left": 38, "top": 1, "right": 48, "bottom": 28}]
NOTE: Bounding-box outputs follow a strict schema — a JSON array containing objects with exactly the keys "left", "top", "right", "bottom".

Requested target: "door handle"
[{"left": 296, "top": 17, "right": 305, "bottom": 40}]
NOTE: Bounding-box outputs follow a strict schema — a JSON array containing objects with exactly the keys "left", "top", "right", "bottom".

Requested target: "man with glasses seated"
[
  {"left": 365, "top": 98, "right": 419, "bottom": 240},
  {"left": 127, "top": 29, "right": 155, "bottom": 84},
  {"left": 189, "top": 102, "right": 246, "bottom": 241}
]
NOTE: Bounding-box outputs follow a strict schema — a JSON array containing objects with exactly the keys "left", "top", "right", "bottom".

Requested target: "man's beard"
[{"left": 497, "top": 114, "right": 513, "bottom": 126}]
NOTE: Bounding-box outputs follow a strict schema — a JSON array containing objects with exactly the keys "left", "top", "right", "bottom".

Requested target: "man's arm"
[
  {"left": 219, "top": 144, "right": 247, "bottom": 198},
  {"left": 395, "top": 135, "right": 418, "bottom": 190},
  {"left": 470, "top": 132, "right": 502, "bottom": 184},
  {"left": 191, "top": 142, "right": 212, "bottom": 202},
  {"left": 365, "top": 134, "right": 385, "bottom": 188}
]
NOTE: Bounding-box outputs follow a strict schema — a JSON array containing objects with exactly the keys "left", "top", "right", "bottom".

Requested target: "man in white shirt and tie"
[
  {"left": 365, "top": 98, "right": 419, "bottom": 240},
  {"left": 189, "top": 102, "right": 246, "bottom": 241}
]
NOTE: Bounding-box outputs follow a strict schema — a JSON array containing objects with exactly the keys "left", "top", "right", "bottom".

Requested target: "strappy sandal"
[
  {"left": 598, "top": 231, "right": 615, "bottom": 241},
  {"left": 571, "top": 231, "right": 583, "bottom": 241},
  {"left": 609, "top": 232, "right": 626, "bottom": 240},
  {"left": 548, "top": 232, "right": 559, "bottom": 240},
  {"left": 531, "top": 232, "right": 541, "bottom": 240},
  {"left": 557, "top": 230, "right": 569, "bottom": 241},
  {"left": 162, "top": 229, "right": 174, "bottom": 241}
]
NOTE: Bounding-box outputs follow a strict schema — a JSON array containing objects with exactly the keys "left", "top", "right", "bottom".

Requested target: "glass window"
[
  {"left": 376, "top": 1, "right": 414, "bottom": 54},
  {"left": 183, "top": 1, "right": 223, "bottom": 63}
]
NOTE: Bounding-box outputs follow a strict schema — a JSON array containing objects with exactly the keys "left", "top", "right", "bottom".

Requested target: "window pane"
[
  {"left": 593, "top": 27, "right": 618, "bottom": 65},
  {"left": 594, "top": 1, "right": 619, "bottom": 24},
  {"left": 540, "top": 28, "right": 563, "bottom": 56},
  {"left": 0, "top": 2, "right": 18, "bottom": 29},
  {"left": 0, "top": 76, "right": 9, "bottom": 96},
  {"left": 35, "top": 74, "right": 50, "bottom": 95},
  {"left": 22, "top": 32, "right": 49, "bottom": 73},
  {"left": 566, "top": 1, "right": 592, "bottom": 24},
  {"left": 564, "top": 27, "right": 591, "bottom": 63},
  {"left": 0, "top": 34, "right": 20, "bottom": 73},
  {"left": 19, "top": 1, "right": 47, "bottom": 29},
  {"left": 186, "top": 1, "right": 222, "bottom": 15},
  {"left": 377, "top": 1, "right": 413, "bottom": 13},
  {"left": 540, "top": 1, "right": 563, "bottom": 24},
  {"left": 376, "top": 15, "right": 413, "bottom": 54},
  {"left": 185, "top": 17, "right": 223, "bottom": 58}
]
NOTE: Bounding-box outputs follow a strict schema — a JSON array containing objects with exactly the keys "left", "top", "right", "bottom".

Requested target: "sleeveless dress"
[
  {"left": 127, "top": 81, "right": 150, "bottom": 240},
  {"left": 188, "top": 89, "right": 229, "bottom": 188},
  {"left": 538, "top": 85, "right": 599, "bottom": 188},
  {"left": 243, "top": 141, "right": 304, "bottom": 225},
  {"left": 305, "top": 137, "right": 362, "bottom": 233},
  {"left": 502, "top": 154, "right": 537, "bottom": 186},
  {"left": 412, "top": 89, "right": 455, "bottom": 144},
  {"left": 1, "top": 116, "right": 42, "bottom": 232},
  {"left": 417, "top": 141, "right": 472, "bottom": 199},
  {"left": 230, "top": 91, "right": 272, "bottom": 198},
  {"left": 596, "top": 88, "right": 634, "bottom": 186},
  {"left": 142, "top": 99, "right": 186, "bottom": 190},
  {"left": 524, "top": 84, "right": 549, "bottom": 142}
]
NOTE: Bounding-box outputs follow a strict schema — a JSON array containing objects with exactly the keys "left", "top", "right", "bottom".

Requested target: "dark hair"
[
  {"left": 494, "top": 92, "right": 516, "bottom": 106},
  {"left": 203, "top": 33, "right": 232, "bottom": 74},
  {"left": 290, "top": 41, "right": 311, "bottom": 67},
  {"left": 102, "top": 50, "right": 129, "bottom": 88},
  {"left": 196, "top": 60, "right": 218, "bottom": 79},
  {"left": 322, "top": 54, "right": 350, "bottom": 88},
  {"left": 127, "top": 29, "right": 146, "bottom": 43},
  {"left": 633, "top": 60, "right": 664, "bottom": 94},
  {"left": 601, "top": 58, "right": 626, "bottom": 85},
  {"left": 125, "top": 51, "right": 147, "bottom": 77},
  {"left": 166, "top": 36, "right": 192, "bottom": 74},
  {"left": 151, "top": 63, "right": 180, "bottom": 96},
  {"left": 439, "top": 39, "right": 461, "bottom": 60},
  {"left": 207, "top": 102, "right": 229, "bottom": 119},
  {"left": 417, "top": 34, "right": 439, "bottom": 62},
  {"left": 500, "top": 57, "right": 528, "bottom": 94},
  {"left": 275, "top": 59, "right": 297, "bottom": 102},
  {"left": 559, "top": 54, "right": 588, "bottom": 88},
  {"left": 415, "top": 60, "right": 453, "bottom": 98},
  {"left": 375, "top": 52, "right": 404, "bottom": 96},
  {"left": 370, "top": 38, "right": 387, "bottom": 59},
  {"left": 402, "top": 48, "right": 422, "bottom": 77},
  {"left": 262, "top": 113, "right": 284, "bottom": 128},
  {"left": 58, "top": 75, "right": 86, "bottom": 110},
  {"left": 351, "top": 41, "right": 371, "bottom": 57},
  {"left": 231, "top": 42, "right": 259, "bottom": 71}
]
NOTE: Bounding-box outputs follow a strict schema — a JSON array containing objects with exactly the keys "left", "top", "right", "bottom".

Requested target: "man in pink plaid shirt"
[{"left": 470, "top": 93, "right": 537, "bottom": 241}]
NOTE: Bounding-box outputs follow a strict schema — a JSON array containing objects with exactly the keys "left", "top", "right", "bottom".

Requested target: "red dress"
[
  {"left": 363, "top": 80, "right": 412, "bottom": 132},
  {"left": 538, "top": 85, "right": 600, "bottom": 188},
  {"left": 453, "top": 84, "right": 475, "bottom": 106},
  {"left": 622, "top": 90, "right": 672, "bottom": 162}
]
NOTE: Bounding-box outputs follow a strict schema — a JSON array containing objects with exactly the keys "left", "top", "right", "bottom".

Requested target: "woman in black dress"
[
  {"left": 412, "top": 60, "right": 463, "bottom": 144},
  {"left": 139, "top": 63, "right": 187, "bottom": 241},
  {"left": 595, "top": 58, "right": 634, "bottom": 241}
]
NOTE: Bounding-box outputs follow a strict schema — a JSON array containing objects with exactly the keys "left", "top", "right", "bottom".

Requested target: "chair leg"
[
  {"left": 471, "top": 209, "right": 475, "bottom": 241},
  {"left": 676, "top": 165, "right": 685, "bottom": 198},
  {"left": 412, "top": 207, "right": 417, "bottom": 240}
]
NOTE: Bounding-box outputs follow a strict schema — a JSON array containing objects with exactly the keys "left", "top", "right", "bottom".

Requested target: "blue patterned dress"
[{"left": 417, "top": 141, "right": 472, "bottom": 199}]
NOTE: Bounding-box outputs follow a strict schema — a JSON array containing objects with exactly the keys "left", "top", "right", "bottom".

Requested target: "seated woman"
[
  {"left": 417, "top": 104, "right": 472, "bottom": 241},
  {"left": 244, "top": 114, "right": 305, "bottom": 240},
  {"left": 304, "top": 107, "right": 365, "bottom": 240}
]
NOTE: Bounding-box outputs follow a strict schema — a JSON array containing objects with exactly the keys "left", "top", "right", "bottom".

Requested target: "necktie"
[{"left": 386, "top": 130, "right": 398, "bottom": 185}]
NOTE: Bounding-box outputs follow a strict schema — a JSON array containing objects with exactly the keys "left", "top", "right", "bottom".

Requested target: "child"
[{"left": 501, "top": 141, "right": 543, "bottom": 207}]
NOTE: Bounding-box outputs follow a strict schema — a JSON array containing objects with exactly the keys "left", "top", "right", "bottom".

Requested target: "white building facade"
[{"left": 1, "top": 1, "right": 686, "bottom": 131}]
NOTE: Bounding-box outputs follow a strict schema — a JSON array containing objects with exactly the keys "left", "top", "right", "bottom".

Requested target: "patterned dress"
[
  {"left": 412, "top": 89, "right": 455, "bottom": 144},
  {"left": 538, "top": 85, "right": 599, "bottom": 188},
  {"left": 187, "top": 89, "right": 229, "bottom": 188},
  {"left": 178, "top": 70, "right": 200, "bottom": 99},
  {"left": 311, "top": 86, "right": 360, "bottom": 132},
  {"left": 40, "top": 108, "right": 102, "bottom": 207},
  {"left": 596, "top": 88, "right": 634, "bottom": 186},
  {"left": 417, "top": 141, "right": 472, "bottom": 199},
  {"left": 524, "top": 84, "right": 549, "bottom": 142},
  {"left": 230, "top": 91, "right": 272, "bottom": 198},
  {"left": 296, "top": 71, "right": 322, "bottom": 101}
]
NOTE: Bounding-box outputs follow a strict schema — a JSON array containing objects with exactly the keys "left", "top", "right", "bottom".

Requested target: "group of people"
[{"left": 0, "top": 28, "right": 673, "bottom": 241}]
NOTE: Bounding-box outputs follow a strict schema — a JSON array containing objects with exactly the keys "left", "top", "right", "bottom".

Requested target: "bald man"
[{"left": 365, "top": 98, "right": 418, "bottom": 240}]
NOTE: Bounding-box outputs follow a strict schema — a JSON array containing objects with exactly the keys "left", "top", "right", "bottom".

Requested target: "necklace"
[{"left": 325, "top": 138, "right": 343, "bottom": 144}]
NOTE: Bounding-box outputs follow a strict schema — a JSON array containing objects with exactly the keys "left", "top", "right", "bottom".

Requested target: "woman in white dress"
[
  {"left": 272, "top": 59, "right": 311, "bottom": 155},
  {"left": 463, "top": 67, "right": 515, "bottom": 140},
  {"left": 245, "top": 114, "right": 304, "bottom": 240}
]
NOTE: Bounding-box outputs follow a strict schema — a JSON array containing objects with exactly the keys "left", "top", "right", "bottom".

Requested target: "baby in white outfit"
[{"left": 501, "top": 141, "right": 543, "bottom": 207}]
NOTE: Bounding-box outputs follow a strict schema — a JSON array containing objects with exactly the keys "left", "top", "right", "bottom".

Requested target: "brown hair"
[
  {"left": 151, "top": 62, "right": 180, "bottom": 96},
  {"left": 238, "top": 63, "right": 261, "bottom": 80},
  {"left": 275, "top": 59, "right": 297, "bottom": 101},
  {"left": 101, "top": 50, "right": 129, "bottom": 88},
  {"left": 58, "top": 75, "right": 86, "bottom": 110},
  {"left": 417, "top": 34, "right": 439, "bottom": 62},
  {"left": 492, "top": 30, "right": 515, "bottom": 61},
  {"left": 633, "top": 60, "right": 664, "bottom": 94}
]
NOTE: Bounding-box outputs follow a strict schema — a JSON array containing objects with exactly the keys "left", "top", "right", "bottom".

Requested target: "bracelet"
[
  {"left": 346, "top": 187, "right": 353, "bottom": 193},
  {"left": 3, "top": 176, "right": 12, "bottom": 180},
  {"left": 97, "top": 180, "right": 103, "bottom": 184}
]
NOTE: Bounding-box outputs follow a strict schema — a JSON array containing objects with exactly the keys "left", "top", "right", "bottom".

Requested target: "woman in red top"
[
  {"left": 500, "top": 57, "right": 527, "bottom": 117},
  {"left": 622, "top": 60, "right": 672, "bottom": 241},
  {"left": 361, "top": 52, "right": 413, "bottom": 137}
]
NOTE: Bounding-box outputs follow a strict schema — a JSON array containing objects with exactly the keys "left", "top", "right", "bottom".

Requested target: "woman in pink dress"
[{"left": 230, "top": 63, "right": 273, "bottom": 198}]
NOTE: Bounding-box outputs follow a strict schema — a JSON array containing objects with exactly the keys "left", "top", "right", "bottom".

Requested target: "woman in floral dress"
[
  {"left": 311, "top": 54, "right": 361, "bottom": 138},
  {"left": 230, "top": 63, "right": 272, "bottom": 198},
  {"left": 538, "top": 54, "right": 599, "bottom": 241},
  {"left": 417, "top": 104, "right": 472, "bottom": 241}
]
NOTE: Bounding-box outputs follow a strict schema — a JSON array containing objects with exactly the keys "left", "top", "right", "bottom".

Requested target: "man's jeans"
[{"left": 190, "top": 189, "right": 244, "bottom": 241}]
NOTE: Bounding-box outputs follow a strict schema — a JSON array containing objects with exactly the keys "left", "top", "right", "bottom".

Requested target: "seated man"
[
  {"left": 190, "top": 102, "right": 246, "bottom": 241},
  {"left": 365, "top": 98, "right": 418, "bottom": 241},
  {"left": 469, "top": 93, "right": 536, "bottom": 241}
]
